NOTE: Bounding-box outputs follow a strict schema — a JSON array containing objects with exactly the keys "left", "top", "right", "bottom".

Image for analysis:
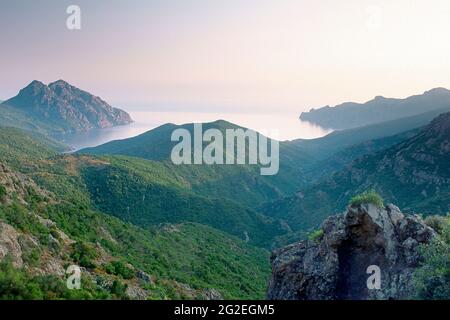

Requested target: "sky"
[{"left": 1, "top": 0, "right": 450, "bottom": 114}]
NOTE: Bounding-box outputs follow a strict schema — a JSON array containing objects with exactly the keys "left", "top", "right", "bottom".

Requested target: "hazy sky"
[{"left": 1, "top": 0, "right": 449, "bottom": 113}]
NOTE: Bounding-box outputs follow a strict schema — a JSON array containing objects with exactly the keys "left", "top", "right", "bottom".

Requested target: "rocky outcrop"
[
  {"left": 125, "top": 284, "right": 149, "bottom": 300},
  {"left": 3, "top": 80, "right": 133, "bottom": 134},
  {"left": 0, "top": 162, "right": 51, "bottom": 205},
  {"left": 0, "top": 222, "right": 23, "bottom": 267},
  {"left": 267, "top": 203, "right": 436, "bottom": 300}
]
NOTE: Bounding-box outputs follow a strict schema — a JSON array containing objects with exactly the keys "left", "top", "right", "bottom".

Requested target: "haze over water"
[
  {"left": 63, "top": 110, "right": 331, "bottom": 151},
  {"left": 2, "top": 1, "right": 449, "bottom": 122},
  {"left": 2, "top": 1, "right": 449, "bottom": 152}
]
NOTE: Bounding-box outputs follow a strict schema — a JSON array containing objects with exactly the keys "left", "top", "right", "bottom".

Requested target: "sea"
[{"left": 62, "top": 111, "right": 331, "bottom": 151}]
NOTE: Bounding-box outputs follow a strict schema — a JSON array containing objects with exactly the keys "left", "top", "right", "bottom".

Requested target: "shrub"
[
  {"left": 413, "top": 239, "right": 450, "bottom": 299},
  {"left": 104, "top": 261, "right": 134, "bottom": 280},
  {"left": 22, "top": 248, "right": 42, "bottom": 267},
  {"left": 425, "top": 215, "right": 450, "bottom": 239},
  {"left": 71, "top": 242, "right": 98, "bottom": 269},
  {"left": 110, "top": 280, "right": 128, "bottom": 299},
  {"left": 414, "top": 215, "right": 450, "bottom": 299},
  {"left": 0, "top": 185, "right": 6, "bottom": 198},
  {"left": 308, "top": 229, "right": 324, "bottom": 242},
  {"left": 0, "top": 258, "right": 43, "bottom": 299},
  {"left": 0, "top": 258, "right": 112, "bottom": 300},
  {"left": 349, "top": 190, "right": 384, "bottom": 208}
]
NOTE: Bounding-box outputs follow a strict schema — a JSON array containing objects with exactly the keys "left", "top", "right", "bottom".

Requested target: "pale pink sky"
[{"left": 1, "top": 0, "right": 449, "bottom": 113}]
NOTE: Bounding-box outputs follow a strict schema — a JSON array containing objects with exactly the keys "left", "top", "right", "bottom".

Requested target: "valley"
[{"left": 0, "top": 82, "right": 449, "bottom": 300}]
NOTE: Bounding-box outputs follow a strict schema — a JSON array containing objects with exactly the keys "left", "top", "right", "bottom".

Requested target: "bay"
[{"left": 62, "top": 111, "right": 331, "bottom": 151}]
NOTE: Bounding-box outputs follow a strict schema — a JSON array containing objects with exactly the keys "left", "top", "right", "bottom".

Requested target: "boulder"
[{"left": 267, "top": 203, "right": 436, "bottom": 300}]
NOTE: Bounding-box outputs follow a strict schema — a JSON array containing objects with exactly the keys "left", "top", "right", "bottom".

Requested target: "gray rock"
[
  {"left": 267, "top": 203, "right": 436, "bottom": 300},
  {"left": 136, "top": 270, "right": 153, "bottom": 284},
  {"left": 202, "top": 289, "right": 223, "bottom": 300},
  {"left": 125, "top": 284, "right": 148, "bottom": 300},
  {"left": 0, "top": 222, "right": 23, "bottom": 267}
]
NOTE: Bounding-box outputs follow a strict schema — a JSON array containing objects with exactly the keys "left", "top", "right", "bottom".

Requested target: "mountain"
[
  {"left": 77, "top": 155, "right": 289, "bottom": 248},
  {"left": 0, "top": 80, "right": 133, "bottom": 136},
  {"left": 79, "top": 113, "right": 445, "bottom": 212},
  {"left": 80, "top": 120, "right": 312, "bottom": 207},
  {"left": 0, "top": 162, "right": 271, "bottom": 299},
  {"left": 267, "top": 202, "right": 437, "bottom": 300},
  {"left": 81, "top": 122, "right": 180, "bottom": 161},
  {"left": 0, "top": 125, "right": 272, "bottom": 299},
  {"left": 292, "top": 107, "right": 450, "bottom": 161},
  {"left": 262, "top": 111, "right": 450, "bottom": 232},
  {"left": 303, "top": 128, "right": 420, "bottom": 182},
  {"left": 0, "top": 124, "right": 289, "bottom": 248},
  {"left": 300, "top": 88, "right": 450, "bottom": 130},
  {"left": 1, "top": 95, "right": 449, "bottom": 300},
  {"left": 81, "top": 119, "right": 296, "bottom": 163}
]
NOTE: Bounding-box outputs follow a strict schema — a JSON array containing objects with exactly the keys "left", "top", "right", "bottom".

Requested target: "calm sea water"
[{"left": 62, "top": 111, "right": 331, "bottom": 151}]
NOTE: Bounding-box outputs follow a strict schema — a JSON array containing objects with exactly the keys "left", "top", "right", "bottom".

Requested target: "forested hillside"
[
  {"left": 263, "top": 111, "right": 450, "bottom": 232},
  {"left": 0, "top": 128, "right": 272, "bottom": 299}
]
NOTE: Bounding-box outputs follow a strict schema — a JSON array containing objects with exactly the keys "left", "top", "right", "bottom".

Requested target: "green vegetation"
[
  {"left": 0, "top": 202, "right": 51, "bottom": 241},
  {"left": 79, "top": 155, "right": 287, "bottom": 247},
  {"left": 0, "top": 258, "right": 111, "bottom": 300},
  {"left": 264, "top": 113, "right": 450, "bottom": 233},
  {"left": 414, "top": 215, "right": 450, "bottom": 299},
  {"left": 0, "top": 127, "right": 67, "bottom": 170},
  {"left": 110, "top": 280, "right": 128, "bottom": 299},
  {"left": 349, "top": 190, "right": 384, "bottom": 208},
  {"left": 424, "top": 215, "right": 450, "bottom": 237},
  {"left": 71, "top": 242, "right": 98, "bottom": 269},
  {"left": 0, "top": 130, "right": 289, "bottom": 248},
  {"left": 105, "top": 261, "right": 134, "bottom": 280},
  {"left": 0, "top": 104, "right": 65, "bottom": 137},
  {"left": 0, "top": 184, "right": 6, "bottom": 198},
  {"left": 295, "top": 107, "right": 450, "bottom": 160},
  {"left": 31, "top": 191, "right": 272, "bottom": 299},
  {"left": 0, "top": 127, "right": 273, "bottom": 299},
  {"left": 2, "top": 110, "right": 450, "bottom": 300},
  {"left": 78, "top": 120, "right": 311, "bottom": 207},
  {"left": 308, "top": 229, "right": 324, "bottom": 242},
  {"left": 0, "top": 183, "right": 272, "bottom": 299}
]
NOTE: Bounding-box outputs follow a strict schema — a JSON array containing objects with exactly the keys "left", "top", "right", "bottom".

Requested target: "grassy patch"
[
  {"left": 349, "top": 190, "right": 384, "bottom": 208},
  {"left": 308, "top": 229, "right": 324, "bottom": 242}
]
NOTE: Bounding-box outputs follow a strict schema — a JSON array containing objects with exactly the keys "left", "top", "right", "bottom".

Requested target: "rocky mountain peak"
[
  {"left": 48, "top": 79, "right": 86, "bottom": 100},
  {"left": 3, "top": 80, "right": 133, "bottom": 134},
  {"left": 20, "top": 80, "right": 51, "bottom": 96},
  {"left": 267, "top": 203, "right": 436, "bottom": 300},
  {"left": 27, "top": 80, "right": 46, "bottom": 89},
  {"left": 49, "top": 79, "right": 70, "bottom": 87},
  {"left": 48, "top": 79, "right": 72, "bottom": 92}
]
